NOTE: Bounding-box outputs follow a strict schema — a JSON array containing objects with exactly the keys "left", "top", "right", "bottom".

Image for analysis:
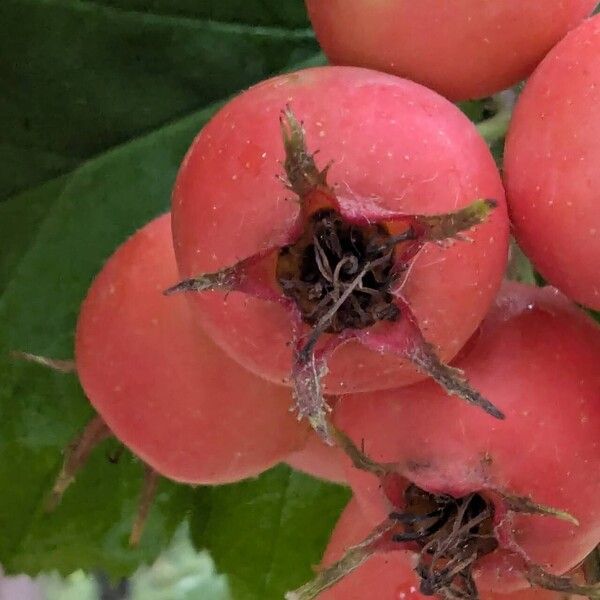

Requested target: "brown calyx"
[
  {"left": 391, "top": 484, "right": 498, "bottom": 600},
  {"left": 276, "top": 208, "right": 404, "bottom": 332}
]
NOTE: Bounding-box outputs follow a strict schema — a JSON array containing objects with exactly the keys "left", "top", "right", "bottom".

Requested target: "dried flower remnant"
[{"left": 167, "top": 107, "right": 502, "bottom": 441}]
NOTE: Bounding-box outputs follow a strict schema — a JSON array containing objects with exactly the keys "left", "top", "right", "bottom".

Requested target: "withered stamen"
[{"left": 391, "top": 485, "right": 498, "bottom": 600}]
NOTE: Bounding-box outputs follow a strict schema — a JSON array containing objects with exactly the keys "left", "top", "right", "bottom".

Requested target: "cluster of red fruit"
[{"left": 45, "top": 3, "right": 600, "bottom": 599}]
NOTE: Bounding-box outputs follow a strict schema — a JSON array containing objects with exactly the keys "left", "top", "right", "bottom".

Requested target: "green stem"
[
  {"left": 476, "top": 90, "right": 516, "bottom": 144},
  {"left": 506, "top": 238, "right": 537, "bottom": 285}
]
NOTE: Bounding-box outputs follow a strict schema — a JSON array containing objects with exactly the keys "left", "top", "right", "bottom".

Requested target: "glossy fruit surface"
[
  {"left": 171, "top": 66, "right": 508, "bottom": 394},
  {"left": 76, "top": 214, "right": 307, "bottom": 484},
  {"left": 334, "top": 283, "right": 600, "bottom": 590},
  {"left": 306, "top": 0, "right": 597, "bottom": 101},
  {"left": 505, "top": 14, "right": 600, "bottom": 309}
]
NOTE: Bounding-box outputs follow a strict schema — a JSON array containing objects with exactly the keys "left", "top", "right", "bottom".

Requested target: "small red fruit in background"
[
  {"left": 305, "top": 0, "right": 597, "bottom": 101},
  {"left": 76, "top": 214, "right": 308, "bottom": 484},
  {"left": 505, "top": 14, "right": 600, "bottom": 310}
]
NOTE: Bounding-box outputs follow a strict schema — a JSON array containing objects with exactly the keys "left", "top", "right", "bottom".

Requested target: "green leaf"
[
  {"left": 191, "top": 466, "right": 350, "bottom": 600},
  {"left": 506, "top": 239, "right": 537, "bottom": 285},
  {"left": 458, "top": 100, "right": 487, "bottom": 123},
  {"left": 0, "top": 176, "right": 67, "bottom": 294},
  {"left": 0, "top": 0, "right": 317, "bottom": 199},
  {"left": 0, "top": 4, "right": 342, "bottom": 581},
  {"left": 5, "top": 435, "right": 196, "bottom": 576},
  {"left": 0, "top": 0, "right": 347, "bottom": 587},
  {"left": 89, "top": 0, "right": 310, "bottom": 26}
]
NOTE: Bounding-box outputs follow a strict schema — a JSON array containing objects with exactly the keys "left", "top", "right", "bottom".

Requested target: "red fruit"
[
  {"left": 316, "top": 499, "right": 581, "bottom": 600},
  {"left": 504, "top": 14, "right": 600, "bottom": 310},
  {"left": 171, "top": 66, "right": 508, "bottom": 414},
  {"left": 75, "top": 213, "right": 308, "bottom": 484},
  {"left": 305, "top": 1, "right": 597, "bottom": 101},
  {"left": 286, "top": 418, "right": 349, "bottom": 484},
  {"left": 334, "top": 283, "right": 600, "bottom": 593}
]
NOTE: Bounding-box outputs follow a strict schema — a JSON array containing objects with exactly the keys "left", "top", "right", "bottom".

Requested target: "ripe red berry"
[
  {"left": 333, "top": 283, "right": 600, "bottom": 594},
  {"left": 314, "top": 499, "right": 585, "bottom": 600},
  {"left": 170, "top": 66, "right": 509, "bottom": 437},
  {"left": 76, "top": 214, "right": 308, "bottom": 484},
  {"left": 505, "top": 14, "right": 600, "bottom": 309},
  {"left": 305, "top": 1, "right": 597, "bottom": 101}
]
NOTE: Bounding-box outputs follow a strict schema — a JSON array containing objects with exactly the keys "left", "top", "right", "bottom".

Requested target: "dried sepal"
[
  {"left": 411, "top": 199, "right": 497, "bottom": 243},
  {"left": 11, "top": 350, "right": 77, "bottom": 374},
  {"left": 584, "top": 547, "right": 600, "bottom": 585},
  {"left": 329, "top": 425, "right": 392, "bottom": 478},
  {"left": 500, "top": 492, "right": 579, "bottom": 525},
  {"left": 164, "top": 249, "right": 282, "bottom": 303},
  {"left": 527, "top": 566, "right": 600, "bottom": 599},
  {"left": 129, "top": 466, "right": 160, "bottom": 547},
  {"left": 357, "top": 298, "right": 504, "bottom": 419},
  {"left": 291, "top": 346, "right": 331, "bottom": 442},
  {"left": 408, "top": 341, "right": 505, "bottom": 419},
  {"left": 285, "top": 518, "right": 396, "bottom": 600},
  {"left": 163, "top": 265, "right": 240, "bottom": 296},
  {"left": 280, "top": 105, "right": 331, "bottom": 199}
]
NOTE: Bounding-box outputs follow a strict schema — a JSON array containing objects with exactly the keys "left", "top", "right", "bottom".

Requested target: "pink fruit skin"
[
  {"left": 306, "top": 0, "right": 597, "bottom": 101},
  {"left": 505, "top": 15, "right": 600, "bottom": 310},
  {"left": 286, "top": 429, "right": 349, "bottom": 485},
  {"left": 318, "top": 499, "right": 581, "bottom": 600},
  {"left": 76, "top": 214, "right": 308, "bottom": 484},
  {"left": 334, "top": 283, "right": 600, "bottom": 591},
  {"left": 171, "top": 66, "right": 508, "bottom": 395}
]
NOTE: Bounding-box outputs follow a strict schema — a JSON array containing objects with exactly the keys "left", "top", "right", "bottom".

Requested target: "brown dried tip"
[
  {"left": 163, "top": 265, "right": 240, "bottom": 296},
  {"left": 408, "top": 342, "right": 505, "bottom": 420},
  {"left": 527, "top": 566, "right": 600, "bottom": 599},
  {"left": 280, "top": 105, "right": 330, "bottom": 198},
  {"left": 47, "top": 416, "right": 112, "bottom": 511},
  {"left": 291, "top": 349, "right": 332, "bottom": 443},
  {"left": 11, "top": 350, "right": 77, "bottom": 374},
  {"left": 129, "top": 466, "right": 160, "bottom": 547},
  {"left": 414, "top": 199, "right": 497, "bottom": 242},
  {"left": 329, "top": 425, "right": 391, "bottom": 478},
  {"left": 500, "top": 492, "right": 579, "bottom": 525}
]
